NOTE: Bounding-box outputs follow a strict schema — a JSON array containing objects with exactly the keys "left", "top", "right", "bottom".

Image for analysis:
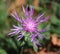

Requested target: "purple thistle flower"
[{"left": 9, "top": 6, "right": 50, "bottom": 48}]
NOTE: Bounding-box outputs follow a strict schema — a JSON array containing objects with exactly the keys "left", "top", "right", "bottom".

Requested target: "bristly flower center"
[{"left": 23, "top": 18, "right": 38, "bottom": 32}]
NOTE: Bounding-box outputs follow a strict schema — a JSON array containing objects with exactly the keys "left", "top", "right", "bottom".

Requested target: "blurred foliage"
[
  {"left": 0, "top": 0, "right": 60, "bottom": 54},
  {"left": 0, "top": 0, "right": 8, "bottom": 30},
  {"left": 0, "top": 48, "right": 7, "bottom": 54}
]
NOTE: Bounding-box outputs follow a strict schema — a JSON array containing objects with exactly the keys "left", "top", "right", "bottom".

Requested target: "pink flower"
[{"left": 8, "top": 6, "right": 50, "bottom": 48}]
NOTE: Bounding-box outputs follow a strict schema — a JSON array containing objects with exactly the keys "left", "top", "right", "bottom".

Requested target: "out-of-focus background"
[{"left": 0, "top": 0, "right": 60, "bottom": 54}]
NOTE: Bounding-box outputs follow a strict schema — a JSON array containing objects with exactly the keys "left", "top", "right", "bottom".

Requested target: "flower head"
[{"left": 8, "top": 6, "right": 50, "bottom": 48}]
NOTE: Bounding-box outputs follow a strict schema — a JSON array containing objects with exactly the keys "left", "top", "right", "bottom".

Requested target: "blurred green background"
[{"left": 0, "top": 0, "right": 60, "bottom": 54}]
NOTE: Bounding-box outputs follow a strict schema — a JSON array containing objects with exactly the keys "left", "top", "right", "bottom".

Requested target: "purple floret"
[{"left": 9, "top": 5, "right": 50, "bottom": 48}]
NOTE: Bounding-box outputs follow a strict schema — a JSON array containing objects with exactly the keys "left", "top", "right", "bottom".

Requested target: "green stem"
[{"left": 20, "top": 47, "right": 23, "bottom": 54}]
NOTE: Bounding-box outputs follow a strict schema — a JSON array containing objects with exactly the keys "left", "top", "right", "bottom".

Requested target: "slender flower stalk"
[{"left": 8, "top": 5, "right": 50, "bottom": 48}]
